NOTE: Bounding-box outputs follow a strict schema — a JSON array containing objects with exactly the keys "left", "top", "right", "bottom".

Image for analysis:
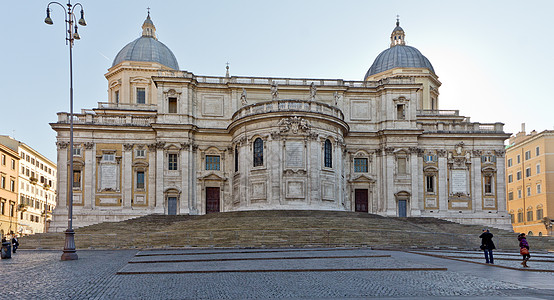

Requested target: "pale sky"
[{"left": 2, "top": 0, "right": 552, "bottom": 162}]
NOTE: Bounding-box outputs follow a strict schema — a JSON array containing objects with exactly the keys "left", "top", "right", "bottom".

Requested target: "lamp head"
[
  {"left": 44, "top": 8, "right": 53, "bottom": 25},
  {"left": 78, "top": 10, "right": 86, "bottom": 26},
  {"left": 73, "top": 25, "right": 80, "bottom": 40}
]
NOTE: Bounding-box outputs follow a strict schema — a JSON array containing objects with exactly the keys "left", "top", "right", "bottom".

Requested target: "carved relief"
[
  {"left": 437, "top": 149, "right": 447, "bottom": 157},
  {"left": 384, "top": 147, "right": 395, "bottom": 155},
  {"left": 155, "top": 142, "right": 166, "bottom": 149},
  {"left": 494, "top": 149, "right": 505, "bottom": 157},
  {"left": 84, "top": 142, "right": 95, "bottom": 150},
  {"left": 123, "top": 143, "right": 134, "bottom": 151},
  {"left": 472, "top": 150, "right": 482, "bottom": 157},
  {"left": 279, "top": 116, "right": 310, "bottom": 134},
  {"left": 147, "top": 144, "right": 157, "bottom": 151},
  {"left": 57, "top": 142, "right": 69, "bottom": 149}
]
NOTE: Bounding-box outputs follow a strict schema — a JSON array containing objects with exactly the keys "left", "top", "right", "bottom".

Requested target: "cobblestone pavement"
[{"left": 1, "top": 248, "right": 553, "bottom": 299}]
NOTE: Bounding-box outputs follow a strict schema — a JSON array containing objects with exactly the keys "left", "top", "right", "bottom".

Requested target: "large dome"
[
  {"left": 364, "top": 45, "right": 434, "bottom": 79},
  {"left": 364, "top": 20, "right": 434, "bottom": 80},
  {"left": 112, "top": 37, "right": 179, "bottom": 70},
  {"left": 111, "top": 13, "right": 179, "bottom": 70}
]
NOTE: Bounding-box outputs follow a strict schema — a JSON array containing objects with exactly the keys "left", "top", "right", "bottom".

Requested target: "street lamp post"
[{"left": 44, "top": 0, "right": 86, "bottom": 261}]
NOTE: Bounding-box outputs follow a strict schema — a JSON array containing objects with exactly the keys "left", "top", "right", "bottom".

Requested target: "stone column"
[
  {"left": 438, "top": 150, "right": 448, "bottom": 212},
  {"left": 83, "top": 142, "right": 95, "bottom": 209},
  {"left": 180, "top": 143, "right": 190, "bottom": 214},
  {"left": 410, "top": 150, "right": 421, "bottom": 216},
  {"left": 472, "top": 154, "right": 482, "bottom": 212},
  {"left": 155, "top": 142, "right": 165, "bottom": 213},
  {"left": 495, "top": 150, "right": 507, "bottom": 213},
  {"left": 190, "top": 144, "right": 198, "bottom": 214},
  {"left": 385, "top": 148, "right": 395, "bottom": 216},
  {"left": 147, "top": 144, "right": 157, "bottom": 210},
  {"left": 122, "top": 144, "right": 134, "bottom": 209},
  {"left": 56, "top": 142, "right": 69, "bottom": 210}
]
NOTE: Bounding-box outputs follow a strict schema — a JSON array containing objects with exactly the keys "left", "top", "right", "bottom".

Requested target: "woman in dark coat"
[
  {"left": 518, "top": 233, "right": 530, "bottom": 267},
  {"left": 479, "top": 229, "right": 495, "bottom": 264}
]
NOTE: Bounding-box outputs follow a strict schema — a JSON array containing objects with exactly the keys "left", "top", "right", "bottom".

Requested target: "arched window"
[
  {"left": 324, "top": 139, "right": 332, "bottom": 168},
  {"left": 253, "top": 138, "right": 263, "bottom": 167}
]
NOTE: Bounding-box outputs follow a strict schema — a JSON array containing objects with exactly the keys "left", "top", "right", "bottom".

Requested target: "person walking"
[
  {"left": 479, "top": 229, "right": 495, "bottom": 264},
  {"left": 518, "top": 233, "right": 530, "bottom": 267}
]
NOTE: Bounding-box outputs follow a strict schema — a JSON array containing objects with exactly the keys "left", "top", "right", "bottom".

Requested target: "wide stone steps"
[{"left": 18, "top": 210, "right": 554, "bottom": 251}]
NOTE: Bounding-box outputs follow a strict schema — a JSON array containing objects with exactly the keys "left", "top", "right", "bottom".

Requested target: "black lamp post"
[{"left": 44, "top": 0, "right": 86, "bottom": 261}]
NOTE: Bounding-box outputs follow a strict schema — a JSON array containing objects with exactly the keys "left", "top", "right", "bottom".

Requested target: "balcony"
[
  {"left": 56, "top": 112, "right": 156, "bottom": 127},
  {"left": 232, "top": 99, "right": 344, "bottom": 122}
]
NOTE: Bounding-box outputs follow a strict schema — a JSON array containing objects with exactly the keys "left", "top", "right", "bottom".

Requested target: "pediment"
[
  {"left": 198, "top": 173, "right": 227, "bottom": 182},
  {"left": 349, "top": 174, "right": 375, "bottom": 183}
]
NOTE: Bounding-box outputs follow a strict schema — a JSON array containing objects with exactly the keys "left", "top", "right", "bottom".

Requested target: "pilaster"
[
  {"left": 122, "top": 144, "right": 133, "bottom": 208},
  {"left": 83, "top": 142, "right": 95, "bottom": 209}
]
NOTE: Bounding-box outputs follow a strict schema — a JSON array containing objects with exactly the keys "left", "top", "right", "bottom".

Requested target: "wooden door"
[
  {"left": 206, "top": 187, "right": 220, "bottom": 213},
  {"left": 355, "top": 189, "right": 368, "bottom": 212},
  {"left": 167, "top": 197, "right": 177, "bottom": 215},
  {"left": 398, "top": 200, "right": 407, "bottom": 217}
]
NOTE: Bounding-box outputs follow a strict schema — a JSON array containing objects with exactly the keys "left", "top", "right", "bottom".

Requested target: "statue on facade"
[
  {"left": 310, "top": 82, "right": 316, "bottom": 101},
  {"left": 271, "top": 82, "right": 278, "bottom": 100},
  {"left": 333, "top": 91, "right": 340, "bottom": 106},
  {"left": 240, "top": 88, "right": 248, "bottom": 106}
]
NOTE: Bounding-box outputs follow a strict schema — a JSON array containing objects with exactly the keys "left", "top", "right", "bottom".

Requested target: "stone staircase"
[{"left": 18, "top": 210, "right": 554, "bottom": 251}]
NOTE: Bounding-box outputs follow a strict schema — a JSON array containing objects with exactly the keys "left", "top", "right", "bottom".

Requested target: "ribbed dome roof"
[
  {"left": 364, "top": 45, "right": 434, "bottom": 79},
  {"left": 111, "top": 13, "right": 179, "bottom": 70},
  {"left": 112, "top": 37, "right": 179, "bottom": 70}
]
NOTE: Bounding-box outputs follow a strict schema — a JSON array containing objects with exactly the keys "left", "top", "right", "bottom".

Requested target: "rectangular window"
[
  {"left": 537, "top": 209, "right": 543, "bottom": 220},
  {"left": 73, "top": 147, "right": 81, "bottom": 156},
  {"left": 508, "top": 174, "right": 513, "bottom": 183},
  {"left": 525, "top": 168, "right": 531, "bottom": 177},
  {"left": 234, "top": 147, "right": 239, "bottom": 173},
  {"left": 205, "top": 155, "right": 220, "bottom": 171},
  {"left": 136, "top": 88, "right": 146, "bottom": 104},
  {"left": 168, "top": 154, "right": 178, "bottom": 170},
  {"left": 354, "top": 158, "right": 368, "bottom": 172},
  {"left": 507, "top": 158, "right": 512, "bottom": 167},
  {"left": 103, "top": 154, "right": 115, "bottom": 162},
  {"left": 482, "top": 155, "right": 496, "bottom": 163},
  {"left": 1, "top": 154, "right": 5, "bottom": 165},
  {"left": 9, "top": 204, "right": 14, "bottom": 217},
  {"left": 516, "top": 171, "right": 522, "bottom": 180},
  {"left": 517, "top": 212, "right": 523, "bottom": 223},
  {"left": 525, "top": 150, "right": 531, "bottom": 160},
  {"left": 168, "top": 97, "right": 177, "bottom": 113},
  {"left": 527, "top": 210, "right": 533, "bottom": 221},
  {"left": 10, "top": 180, "right": 14, "bottom": 192},
  {"left": 114, "top": 90, "right": 119, "bottom": 104},
  {"left": 517, "top": 155, "right": 521, "bottom": 164},
  {"left": 396, "top": 104, "right": 405, "bottom": 120},
  {"left": 397, "top": 157, "right": 407, "bottom": 174},
  {"left": 0, "top": 176, "right": 4, "bottom": 189},
  {"left": 526, "top": 186, "right": 531, "bottom": 196},
  {"left": 424, "top": 155, "right": 435, "bottom": 163},
  {"left": 73, "top": 170, "right": 81, "bottom": 189},
  {"left": 0, "top": 202, "right": 4, "bottom": 215},
  {"left": 518, "top": 189, "right": 522, "bottom": 198},
  {"left": 536, "top": 164, "right": 541, "bottom": 174},
  {"left": 537, "top": 184, "right": 541, "bottom": 194},
  {"left": 536, "top": 146, "right": 540, "bottom": 156},
  {"left": 136, "top": 171, "right": 145, "bottom": 189},
  {"left": 510, "top": 213, "right": 515, "bottom": 223},
  {"left": 484, "top": 175, "right": 492, "bottom": 194},
  {"left": 136, "top": 149, "right": 146, "bottom": 158},
  {"left": 508, "top": 191, "right": 513, "bottom": 200},
  {"left": 425, "top": 175, "right": 435, "bottom": 193}
]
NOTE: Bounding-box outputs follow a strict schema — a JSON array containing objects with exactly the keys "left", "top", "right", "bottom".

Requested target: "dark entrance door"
[
  {"left": 355, "top": 189, "right": 368, "bottom": 212},
  {"left": 398, "top": 200, "right": 407, "bottom": 217},
  {"left": 206, "top": 187, "right": 220, "bottom": 213},
  {"left": 167, "top": 197, "right": 177, "bottom": 215}
]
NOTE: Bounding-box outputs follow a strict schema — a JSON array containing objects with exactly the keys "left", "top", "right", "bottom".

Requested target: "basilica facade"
[{"left": 49, "top": 15, "right": 511, "bottom": 232}]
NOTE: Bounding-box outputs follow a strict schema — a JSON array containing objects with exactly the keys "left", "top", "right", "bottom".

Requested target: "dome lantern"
[
  {"left": 142, "top": 10, "right": 157, "bottom": 39},
  {"left": 390, "top": 16, "right": 405, "bottom": 47}
]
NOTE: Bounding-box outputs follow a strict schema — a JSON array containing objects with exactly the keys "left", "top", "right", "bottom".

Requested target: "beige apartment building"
[
  {"left": 0, "top": 136, "right": 57, "bottom": 235},
  {"left": 506, "top": 125, "right": 554, "bottom": 236},
  {"left": 0, "top": 143, "right": 19, "bottom": 238}
]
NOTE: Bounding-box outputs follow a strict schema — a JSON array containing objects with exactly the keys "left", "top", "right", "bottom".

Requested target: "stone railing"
[
  {"left": 232, "top": 99, "right": 344, "bottom": 122},
  {"left": 418, "top": 122, "right": 504, "bottom": 133},
  {"left": 156, "top": 71, "right": 415, "bottom": 88},
  {"left": 97, "top": 102, "right": 158, "bottom": 111},
  {"left": 417, "top": 109, "right": 460, "bottom": 116},
  {"left": 56, "top": 112, "right": 156, "bottom": 127}
]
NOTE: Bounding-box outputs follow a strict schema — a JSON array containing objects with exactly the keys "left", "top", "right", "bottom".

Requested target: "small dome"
[
  {"left": 364, "top": 45, "right": 434, "bottom": 79},
  {"left": 112, "top": 37, "right": 179, "bottom": 70},
  {"left": 111, "top": 13, "right": 179, "bottom": 70}
]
